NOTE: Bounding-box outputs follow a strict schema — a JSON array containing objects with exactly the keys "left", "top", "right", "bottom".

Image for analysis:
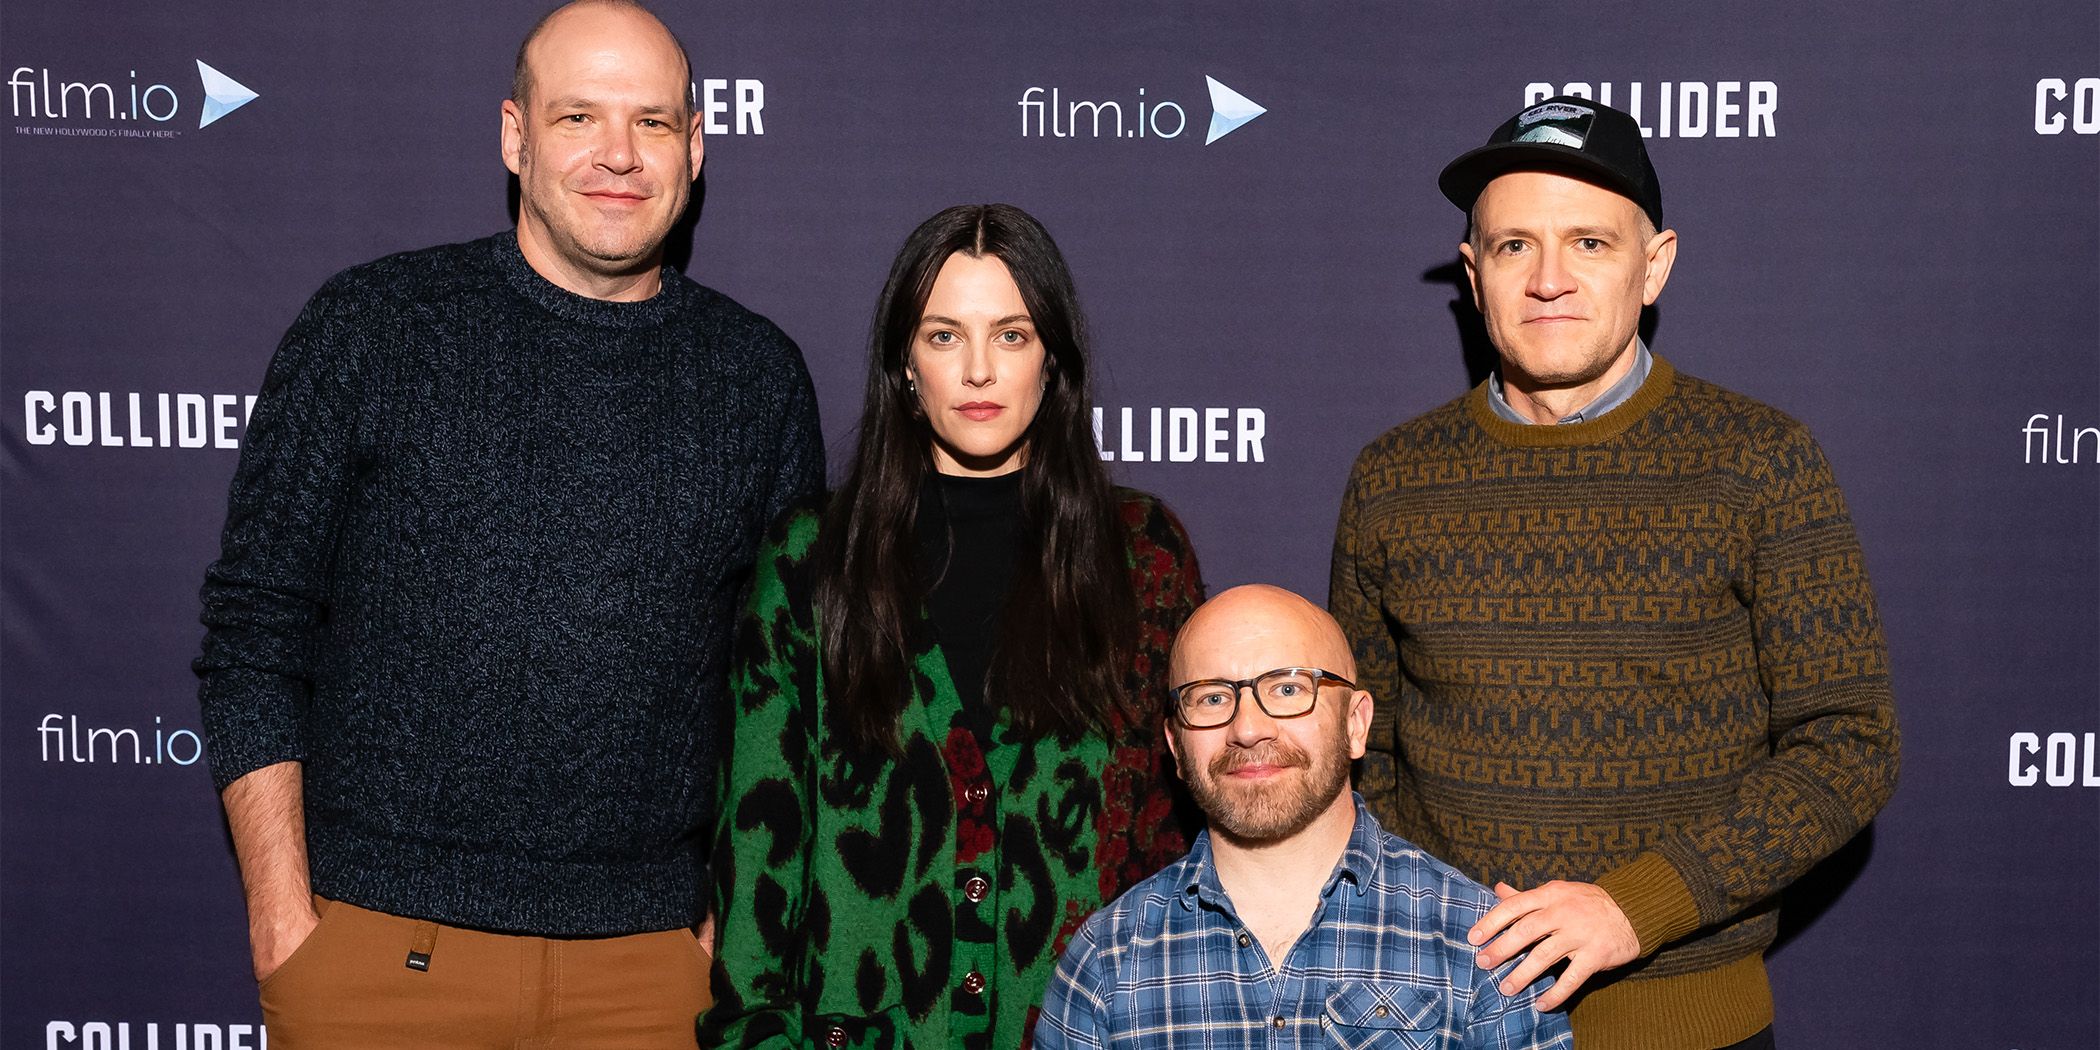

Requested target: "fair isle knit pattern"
[{"left": 1330, "top": 356, "right": 1898, "bottom": 1050}]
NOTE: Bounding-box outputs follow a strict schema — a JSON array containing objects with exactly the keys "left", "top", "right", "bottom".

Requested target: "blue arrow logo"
[
  {"left": 196, "top": 60, "right": 258, "bottom": 129},
  {"left": 1204, "top": 76, "right": 1265, "bottom": 144}
]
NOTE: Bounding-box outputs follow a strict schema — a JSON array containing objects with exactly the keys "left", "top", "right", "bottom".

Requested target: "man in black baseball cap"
[
  {"left": 1430, "top": 94, "right": 1680, "bottom": 434},
  {"left": 1328, "top": 96, "right": 1899, "bottom": 1050},
  {"left": 1439, "top": 94, "right": 1664, "bottom": 231}
]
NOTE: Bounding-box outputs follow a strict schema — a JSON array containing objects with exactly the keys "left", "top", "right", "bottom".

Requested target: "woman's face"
[{"left": 906, "top": 252, "right": 1047, "bottom": 477}]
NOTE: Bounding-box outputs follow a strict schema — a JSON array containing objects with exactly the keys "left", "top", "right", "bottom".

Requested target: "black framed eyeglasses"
[{"left": 1168, "top": 667, "right": 1356, "bottom": 729}]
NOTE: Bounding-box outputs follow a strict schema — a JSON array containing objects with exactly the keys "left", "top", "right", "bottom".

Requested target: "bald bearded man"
[{"left": 1035, "top": 586, "right": 1571, "bottom": 1049}]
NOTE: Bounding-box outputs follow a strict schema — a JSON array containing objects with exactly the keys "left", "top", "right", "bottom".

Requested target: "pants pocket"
[{"left": 257, "top": 897, "right": 343, "bottom": 993}]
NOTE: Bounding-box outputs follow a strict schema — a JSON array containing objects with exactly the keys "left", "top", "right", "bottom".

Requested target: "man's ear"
[
  {"left": 1345, "top": 690, "right": 1373, "bottom": 760},
  {"left": 1458, "top": 239, "right": 1481, "bottom": 307},
  {"left": 501, "top": 99, "right": 526, "bottom": 176},
  {"left": 1641, "top": 227, "right": 1679, "bottom": 306}
]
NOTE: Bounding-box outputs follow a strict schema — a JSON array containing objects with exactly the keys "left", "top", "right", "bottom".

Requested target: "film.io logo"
[
  {"left": 8, "top": 59, "right": 258, "bottom": 136},
  {"left": 1018, "top": 75, "right": 1266, "bottom": 144},
  {"left": 37, "top": 713, "right": 206, "bottom": 767},
  {"left": 2021, "top": 413, "right": 2099, "bottom": 464}
]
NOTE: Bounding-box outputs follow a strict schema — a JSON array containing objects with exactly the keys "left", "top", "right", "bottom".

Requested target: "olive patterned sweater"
[
  {"left": 702, "top": 490, "right": 1204, "bottom": 1050},
  {"left": 1329, "top": 357, "right": 1899, "bottom": 1050}
]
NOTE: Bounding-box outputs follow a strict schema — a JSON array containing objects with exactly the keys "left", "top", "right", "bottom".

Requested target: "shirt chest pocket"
[{"left": 1322, "top": 981, "right": 1444, "bottom": 1050}]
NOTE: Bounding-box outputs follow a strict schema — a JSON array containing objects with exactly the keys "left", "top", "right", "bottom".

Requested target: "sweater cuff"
[
  {"left": 199, "top": 673, "right": 310, "bottom": 792},
  {"left": 1593, "top": 851, "right": 1702, "bottom": 958}
]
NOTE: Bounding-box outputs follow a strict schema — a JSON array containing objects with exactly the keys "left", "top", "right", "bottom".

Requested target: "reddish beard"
[
  {"left": 1188, "top": 733, "right": 1349, "bottom": 845},
  {"left": 1209, "top": 739, "right": 1309, "bottom": 777}
]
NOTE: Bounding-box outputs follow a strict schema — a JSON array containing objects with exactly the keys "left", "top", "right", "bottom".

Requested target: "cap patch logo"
[{"left": 1514, "top": 101, "right": 1595, "bottom": 149}]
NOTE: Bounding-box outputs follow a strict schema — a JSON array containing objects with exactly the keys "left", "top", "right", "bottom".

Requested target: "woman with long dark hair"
[{"left": 701, "top": 204, "right": 1203, "bottom": 1049}]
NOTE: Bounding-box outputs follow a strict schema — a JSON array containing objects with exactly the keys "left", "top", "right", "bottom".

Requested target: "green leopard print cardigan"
[{"left": 702, "top": 490, "right": 1203, "bottom": 1050}]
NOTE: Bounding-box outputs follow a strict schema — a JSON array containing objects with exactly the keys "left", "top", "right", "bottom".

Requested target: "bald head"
[
  {"left": 1170, "top": 584, "right": 1358, "bottom": 687},
  {"left": 512, "top": 0, "right": 693, "bottom": 112},
  {"left": 1165, "top": 585, "right": 1371, "bottom": 847}
]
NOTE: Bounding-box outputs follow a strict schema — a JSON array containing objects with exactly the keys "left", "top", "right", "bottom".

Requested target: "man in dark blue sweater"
[{"left": 193, "top": 2, "right": 823, "bottom": 1043}]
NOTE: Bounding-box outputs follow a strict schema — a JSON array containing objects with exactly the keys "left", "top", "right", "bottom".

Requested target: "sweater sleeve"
[
  {"left": 701, "top": 511, "right": 825, "bottom": 1050},
  {"left": 1597, "top": 423, "right": 1900, "bottom": 953},
  {"left": 1124, "top": 495, "right": 1205, "bottom": 877},
  {"left": 759, "top": 328, "right": 826, "bottom": 527},
  {"left": 1329, "top": 447, "right": 1405, "bottom": 828},
  {"left": 193, "top": 278, "right": 369, "bottom": 792}
]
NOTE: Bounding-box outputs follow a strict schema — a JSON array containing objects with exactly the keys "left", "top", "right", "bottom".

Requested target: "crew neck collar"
[
  {"left": 1467, "top": 354, "right": 1677, "bottom": 448},
  {"left": 491, "top": 229, "right": 684, "bottom": 329}
]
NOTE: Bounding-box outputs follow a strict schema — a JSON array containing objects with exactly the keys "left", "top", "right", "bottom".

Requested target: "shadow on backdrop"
[
  {"left": 505, "top": 169, "right": 708, "bottom": 274},
  {"left": 1770, "top": 824, "right": 1875, "bottom": 957},
  {"left": 1422, "top": 259, "right": 1497, "bottom": 388},
  {"left": 1420, "top": 257, "right": 1662, "bottom": 391}
]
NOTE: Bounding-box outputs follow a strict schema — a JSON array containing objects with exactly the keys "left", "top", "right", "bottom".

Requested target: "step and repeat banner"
[{"left": 4, "top": 0, "right": 2096, "bottom": 1045}]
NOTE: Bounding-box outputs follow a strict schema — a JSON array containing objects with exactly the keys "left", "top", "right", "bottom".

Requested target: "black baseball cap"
[{"left": 1439, "top": 95, "right": 1664, "bottom": 230}]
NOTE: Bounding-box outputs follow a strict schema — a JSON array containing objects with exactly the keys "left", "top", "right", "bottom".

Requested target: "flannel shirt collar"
[{"left": 1175, "top": 793, "right": 1381, "bottom": 912}]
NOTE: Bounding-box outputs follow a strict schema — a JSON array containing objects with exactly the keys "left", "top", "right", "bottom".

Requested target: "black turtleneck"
[{"left": 914, "top": 470, "right": 1025, "bottom": 722}]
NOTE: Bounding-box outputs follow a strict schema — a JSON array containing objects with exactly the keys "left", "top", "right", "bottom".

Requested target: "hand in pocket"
[{"left": 252, "top": 897, "right": 324, "bottom": 983}]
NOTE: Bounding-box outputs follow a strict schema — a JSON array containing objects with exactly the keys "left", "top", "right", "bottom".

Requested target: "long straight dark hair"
[{"left": 815, "top": 203, "right": 1136, "bottom": 755}]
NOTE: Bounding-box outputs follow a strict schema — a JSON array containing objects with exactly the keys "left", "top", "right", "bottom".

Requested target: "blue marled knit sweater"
[{"left": 196, "top": 230, "right": 824, "bottom": 935}]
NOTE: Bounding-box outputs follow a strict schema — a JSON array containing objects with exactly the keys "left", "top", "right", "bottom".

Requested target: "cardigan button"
[
  {"left": 961, "top": 970, "right": 986, "bottom": 995},
  {"left": 964, "top": 783, "right": 990, "bottom": 804},
  {"left": 823, "top": 1025, "right": 848, "bottom": 1047},
  {"left": 963, "top": 876, "right": 990, "bottom": 903}
]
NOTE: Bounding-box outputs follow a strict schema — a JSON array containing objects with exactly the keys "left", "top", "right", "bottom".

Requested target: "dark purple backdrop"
[{"left": 5, "top": 1, "right": 2096, "bottom": 1046}]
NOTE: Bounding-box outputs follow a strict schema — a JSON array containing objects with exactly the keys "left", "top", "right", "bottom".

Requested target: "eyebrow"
[
  {"left": 543, "top": 96, "right": 685, "bottom": 119},
  {"left": 1480, "top": 224, "right": 1622, "bottom": 241},
  {"left": 920, "top": 314, "right": 1034, "bottom": 327}
]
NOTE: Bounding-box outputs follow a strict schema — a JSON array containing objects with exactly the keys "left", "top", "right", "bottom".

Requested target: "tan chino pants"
[{"left": 258, "top": 898, "right": 712, "bottom": 1049}]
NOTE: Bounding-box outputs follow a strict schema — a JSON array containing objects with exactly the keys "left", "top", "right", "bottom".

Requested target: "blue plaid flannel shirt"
[{"left": 1035, "top": 796, "right": 1573, "bottom": 1049}]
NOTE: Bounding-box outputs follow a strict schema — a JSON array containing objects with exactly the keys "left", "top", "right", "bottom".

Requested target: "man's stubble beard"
[
  {"left": 1185, "top": 724, "right": 1352, "bottom": 845},
  {"left": 517, "top": 144, "right": 679, "bottom": 269}
]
